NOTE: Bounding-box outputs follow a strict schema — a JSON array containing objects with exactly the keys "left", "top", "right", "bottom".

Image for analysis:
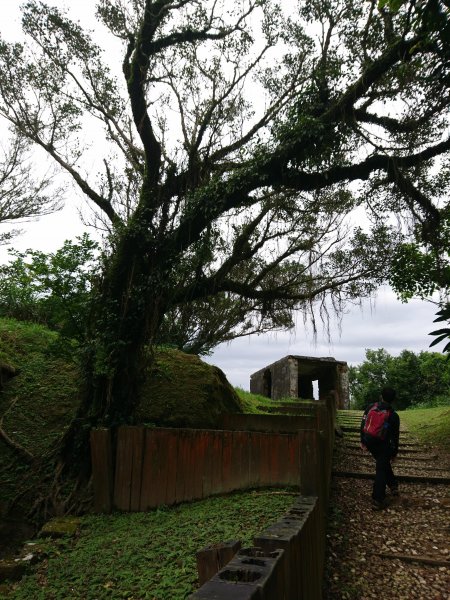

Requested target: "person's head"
[{"left": 381, "top": 387, "right": 396, "bottom": 404}]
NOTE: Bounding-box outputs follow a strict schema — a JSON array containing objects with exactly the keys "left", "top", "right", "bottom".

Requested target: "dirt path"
[{"left": 323, "top": 410, "right": 450, "bottom": 600}]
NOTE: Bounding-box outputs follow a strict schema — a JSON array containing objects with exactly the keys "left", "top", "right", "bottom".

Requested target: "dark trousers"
[{"left": 366, "top": 439, "right": 397, "bottom": 501}]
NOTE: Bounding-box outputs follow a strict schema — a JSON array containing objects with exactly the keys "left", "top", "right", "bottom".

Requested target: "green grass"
[
  {"left": 6, "top": 489, "right": 297, "bottom": 600},
  {"left": 235, "top": 387, "right": 315, "bottom": 414},
  {"left": 399, "top": 406, "right": 450, "bottom": 452}
]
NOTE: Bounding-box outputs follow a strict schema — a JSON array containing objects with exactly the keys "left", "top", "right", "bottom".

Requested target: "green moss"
[
  {"left": 0, "top": 320, "right": 244, "bottom": 513},
  {"left": 137, "top": 348, "right": 243, "bottom": 428},
  {"left": 0, "top": 319, "right": 80, "bottom": 511},
  {"left": 0, "top": 319, "right": 80, "bottom": 457},
  {"left": 40, "top": 518, "right": 81, "bottom": 538}
]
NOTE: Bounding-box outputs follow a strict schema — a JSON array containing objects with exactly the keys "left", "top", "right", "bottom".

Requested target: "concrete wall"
[
  {"left": 250, "top": 356, "right": 297, "bottom": 399},
  {"left": 250, "top": 355, "right": 349, "bottom": 407},
  {"left": 191, "top": 496, "right": 323, "bottom": 600}
]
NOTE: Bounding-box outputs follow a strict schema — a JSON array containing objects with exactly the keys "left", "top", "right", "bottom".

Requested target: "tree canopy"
[
  {"left": 0, "top": 234, "right": 98, "bottom": 340},
  {"left": 0, "top": 0, "right": 448, "bottom": 425},
  {"left": 349, "top": 347, "right": 450, "bottom": 409}
]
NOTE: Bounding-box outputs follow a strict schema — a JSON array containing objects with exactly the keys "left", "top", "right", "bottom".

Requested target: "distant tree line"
[{"left": 349, "top": 348, "right": 450, "bottom": 410}]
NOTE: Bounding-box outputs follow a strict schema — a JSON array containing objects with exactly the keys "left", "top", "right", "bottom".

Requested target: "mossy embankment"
[
  {"left": 0, "top": 319, "right": 80, "bottom": 516},
  {"left": 137, "top": 347, "right": 242, "bottom": 428},
  {"left": 0, "top": 318, "right": 242, "bottom": 519}
]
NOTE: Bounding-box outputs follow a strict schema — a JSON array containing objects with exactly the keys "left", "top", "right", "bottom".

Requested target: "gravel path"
[{"left": 323, "top": 411, "right": 450, "bottom": 600}]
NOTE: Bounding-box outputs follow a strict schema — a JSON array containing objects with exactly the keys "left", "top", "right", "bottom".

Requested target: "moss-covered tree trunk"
[{"left": 59, "top": 220, "right": 169, "bottom": 478}]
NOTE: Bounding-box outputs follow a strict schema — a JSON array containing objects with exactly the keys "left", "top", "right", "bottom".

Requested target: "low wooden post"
[
  {"left": 298, "top": 429, "right": 321, "bottom": 497},
  {"left": 196, "top": 540, "right": 242, "bottom": 586},
  {"left": 90, "top": 428, "right": 113, "bottom": 513}
]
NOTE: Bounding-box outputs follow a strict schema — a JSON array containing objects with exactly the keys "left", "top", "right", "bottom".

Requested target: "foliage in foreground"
[
  {"left": 6, "top": 490, "right": 297, "bottom": 600},
  {"left": 349, "top": 348, "right": 450, "bottom": 410}
]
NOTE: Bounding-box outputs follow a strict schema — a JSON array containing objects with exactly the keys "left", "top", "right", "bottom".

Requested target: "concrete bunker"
[{"left": 250, "top": 355, "right": 349, "bottom": 408}]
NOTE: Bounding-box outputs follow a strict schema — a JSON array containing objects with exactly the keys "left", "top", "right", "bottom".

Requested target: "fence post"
[
  {"left": 196, "top": 541, "right": 242, "bottom": 586},
  {"left": 298, "top": 429, "right": 321, "bottom": 497}
]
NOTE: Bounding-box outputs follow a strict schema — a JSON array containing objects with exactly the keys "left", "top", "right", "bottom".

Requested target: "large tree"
[{"left": 0, "top": 0, "right": 448, "bottom": 440}]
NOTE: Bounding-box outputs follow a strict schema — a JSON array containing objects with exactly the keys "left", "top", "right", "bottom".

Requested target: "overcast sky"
[
  {"left": 204, "top": 290, "right": 440, "bottom": 388},
  {"left": 0, "top": 1, "right": 446, "bottom": 389}
]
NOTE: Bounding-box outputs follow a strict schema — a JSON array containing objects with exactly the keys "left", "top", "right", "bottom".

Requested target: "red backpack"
[{"left": 363, "top": 402, "right": 392, "bottom": 440}]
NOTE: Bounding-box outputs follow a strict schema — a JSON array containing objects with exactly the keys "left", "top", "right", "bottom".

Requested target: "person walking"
[{"left": 360, "top": 387, "right": 400, "bottom": 510}]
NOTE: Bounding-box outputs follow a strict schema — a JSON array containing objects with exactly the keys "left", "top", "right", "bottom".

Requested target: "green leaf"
[
  {"left": 429, "top": 328, "right": 450, "bottom": 336},
  {"left": 429, "top": 334, "right": 450, "bottom": 347}
]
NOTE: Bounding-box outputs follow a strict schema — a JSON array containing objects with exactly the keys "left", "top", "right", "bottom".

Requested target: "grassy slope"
[
  {"left": 0, "top": 319, "right": 80, "bottom": 510},
  {"left": 138, "top": 348, "right": 242, "bottom": 428},
  {"left": 7, "top": 490, "right": 297, "bottom": 600},
  {"left": 0, "top": 318, "right": 79, "bottom": 454},
  {"left": 235, "top": 387, "right": 316, "bottom": 413},
  {"left": 399, "top": 406, "right": 450, "bottom": 452}
]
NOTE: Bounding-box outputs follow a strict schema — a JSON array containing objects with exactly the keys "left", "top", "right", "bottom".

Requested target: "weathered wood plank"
[{"left": 90, "top": 429, "right": 113, "bottom": 513}]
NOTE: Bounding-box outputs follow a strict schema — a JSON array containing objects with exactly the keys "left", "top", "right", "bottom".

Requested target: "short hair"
[{"left": 381, "top": 387, "right": 396, "bottom": 403}]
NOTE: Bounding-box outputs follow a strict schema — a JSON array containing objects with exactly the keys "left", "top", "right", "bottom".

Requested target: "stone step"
[{"left": 332, "top": 471, "right": 450, "bottom": 484}]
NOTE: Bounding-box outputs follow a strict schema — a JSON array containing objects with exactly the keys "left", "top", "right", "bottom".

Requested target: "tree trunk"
[{"left": 59, "top": 224, "right": 167, "bottom": 480}]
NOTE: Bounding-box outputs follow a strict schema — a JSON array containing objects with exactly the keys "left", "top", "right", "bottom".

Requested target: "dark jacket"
[{"left": 360, "top": 401, "right": 400, "bottom": 457}]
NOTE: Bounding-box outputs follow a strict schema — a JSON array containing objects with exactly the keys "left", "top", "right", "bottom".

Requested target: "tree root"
[
  {"left": 0, "top": 422, "right": 34, "bottom": 463},
  {"left": 0, "top": 396, "right": 35, "bottom": 462}
]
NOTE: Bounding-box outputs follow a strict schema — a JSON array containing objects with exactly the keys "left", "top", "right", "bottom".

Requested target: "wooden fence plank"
[
  {"left": 164, "top": 430, "right": 178, "bottom": 505},
  {"left": 221, "top": 431, "right": 234, "bottom": 493},
  {"left": 183, "top": 430, "right": 196, "bottom": 502},
  {"left": 231, "top": 431, "right": 250, "bottom": 491},
  {"left": 90, "top": 429, "right": 113, "bottom": 513},
  {"left": 248, "top": 432, "right": 261, "bottom": 488},
  {"left": 259, "top": 433, "right": 272, "bottom": 487},
  {"left": 130, "top": 427, "right": 145, "bottom": 512},
  {"left": 192, "top": 431, "right": 207, "bottom": 501},
  {"left": 175, "top": 430, "right": 189, "bottom": 503},
  {"left": 210, "top": 432, "right": 224, "bottom": 495},
  {"left": 202, "top": 431, "right": 214, "bottom": 499},
  {"left": 298, "top": 429, "right": 320, "bottom": 497},
  {"left": 114, "top": 426, "right": 134, "bottom": 511},
  {"left": 139, "top": 429, "right": 158, "bottom": 511}
]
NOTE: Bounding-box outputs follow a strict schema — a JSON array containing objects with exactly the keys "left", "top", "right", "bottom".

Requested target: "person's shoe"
[
  {"left": 371, "top": 498, "right": 389, "bottom": 511},
  {"left": 389, "top": 486, "right": 399, "bottom": 496}
]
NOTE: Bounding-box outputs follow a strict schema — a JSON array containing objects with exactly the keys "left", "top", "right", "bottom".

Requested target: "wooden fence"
[
  {"left": 90, "top": 397, "right": 337, "bottom": 514},
  {"left": 90, "top": 398, "right": 338, "bottom": 599},
  {"left": 91, "top": 427, "right": 321, "bottom": 513}
]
